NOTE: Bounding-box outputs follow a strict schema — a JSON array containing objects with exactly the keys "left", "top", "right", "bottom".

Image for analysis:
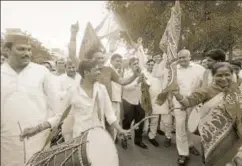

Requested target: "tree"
[{"left": 107, "top": 1, "right": 242, "bottom": 60}]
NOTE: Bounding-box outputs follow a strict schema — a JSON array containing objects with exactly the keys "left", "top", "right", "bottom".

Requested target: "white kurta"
[
  {"left": 58, "top": 73, "right": 82, "bottom": 141},
  {"left": 1, "top": 62, "right": 58, "bottom": 166},
  {"left": 48, "top": 82, "right": 117, "bottom": 139},
  {"left": 143, "top": 70, "right": 170, "bottom": 115},
  {"left": 122, "top": 68, "right": 141, "bottom": 105}
]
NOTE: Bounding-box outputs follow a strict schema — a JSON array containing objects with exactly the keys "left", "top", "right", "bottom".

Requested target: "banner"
[
  {"left": 78, "top": 22, "right": 104, "bottom": 61},
  {"left": 159, "top": 1, "right": 181, "bottom": 62},
  {"left": 156, "top": 1, "right": 181, "bottom": 106}
]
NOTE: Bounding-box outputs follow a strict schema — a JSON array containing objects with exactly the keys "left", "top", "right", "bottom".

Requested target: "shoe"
[
  {"left": 164, "top": 137, "right": 171, "bottom": 147},
  {"left": 189, "top": 146, "right": 200, "bottom": 156},
  {"left": 121, "top": 139, "right": 127, "bottom": 149},
  {"left": 149, "top": 138, "right": 159, "bottom": 147},
  {"left": 157, "top": 130, "right": 165, "bottom": 135},
  {"left": 177, "top": 155, "right": 189, "bottom": 165},
  {"left": 135, "top": 142, "right": 148, "bottom": 149}
]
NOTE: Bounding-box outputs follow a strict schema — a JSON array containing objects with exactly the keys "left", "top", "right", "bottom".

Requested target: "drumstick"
[
  {"left": 129, "top": 115, "right": 159, "bottom": 131},
  {"left": 18, "top": 121, "right": 26, "bottom": 163}
]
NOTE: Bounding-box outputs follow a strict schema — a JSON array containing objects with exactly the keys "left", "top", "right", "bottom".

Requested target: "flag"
[
  {"left": 159, "top": 1, "right": 181, "bottom": 62},
  {"left": 157, "top": 1, "right": 181, "bottom": 106},
  {"left": 95, "top": 14, "right": 109, "bottom": 33},
  {"left": 78, "top": 22, "right": 105, "bottom": 61}
]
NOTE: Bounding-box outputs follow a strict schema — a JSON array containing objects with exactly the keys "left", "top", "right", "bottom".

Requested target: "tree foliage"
[{"left": 107, "top": 1, "right": 242, "bottom": 59}]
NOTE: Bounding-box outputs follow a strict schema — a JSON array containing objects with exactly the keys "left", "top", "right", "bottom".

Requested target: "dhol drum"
[
  {"left": 26, "top": 127, "right": 119, "bottom": 166},
  {"left": 187, "top": 104, "right": 202, "bottom": 136}
]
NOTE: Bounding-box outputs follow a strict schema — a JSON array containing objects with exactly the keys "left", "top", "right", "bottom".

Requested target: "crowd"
[{"left": 1, "top": 23, "right": 242, "bottom": 166}]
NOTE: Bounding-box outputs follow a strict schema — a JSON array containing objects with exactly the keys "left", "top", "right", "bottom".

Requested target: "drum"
[
  {"left": 187, "top": 104, "right": 202, "bottom": 135},
  {"left": 26, "top": 127, "right": 119, "bottom": 166}
]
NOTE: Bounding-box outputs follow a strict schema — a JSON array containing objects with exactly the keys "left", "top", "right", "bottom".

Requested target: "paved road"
[{"left": 116, "top": 134, "right": 203, "bottom": 166}]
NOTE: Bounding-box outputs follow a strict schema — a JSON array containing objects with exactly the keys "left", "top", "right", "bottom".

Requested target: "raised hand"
[{"left": 71, "top": 21, "right": 79, "bottom": 35}]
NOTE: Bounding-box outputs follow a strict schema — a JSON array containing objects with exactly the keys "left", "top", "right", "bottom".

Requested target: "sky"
[{"left": 1, "top": 1, "right": 108, "bottom": 56}]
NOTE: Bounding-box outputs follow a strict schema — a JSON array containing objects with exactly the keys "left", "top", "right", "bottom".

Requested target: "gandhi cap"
[{"left": 4, "top": 32, "right": 31, "bottom": 45}]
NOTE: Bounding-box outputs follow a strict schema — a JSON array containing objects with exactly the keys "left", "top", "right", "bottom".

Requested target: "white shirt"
[
  {"left": 48, "top": 82, "right": 116, "bottom": 139},
  {"left": 58, "top": 73, "right": 82, "bottom": 99},
  {"left": 176, "top": 62, "right": 205, "bottom": 96},
  {"left": 239, "top": 70, "right": 242, "bottom": 79},
  {"left": 57, "top": 73, "right": 82, "bottom": 141},
  {"left": 1, "top": 62, "right": 58, "bottom": 166},
  {"left": 144, "top": 70, "right": 170, "bottom": 114},
  {"left": 110, "top": 65, "right": 122, "bottom": 103},
  {"left": 122, "top": 68, "right": 141, "bottom": 105}
]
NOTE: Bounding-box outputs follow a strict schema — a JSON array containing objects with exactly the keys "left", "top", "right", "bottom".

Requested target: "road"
[{"left": 117, "top": 133, "right": 203, "bottom": 166}]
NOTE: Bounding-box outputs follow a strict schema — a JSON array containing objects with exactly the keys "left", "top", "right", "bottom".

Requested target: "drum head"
[
  {"left": 86, "top": 127, "right": 119, "bottom": 166},
  {"left": 188, "top": 108, "right": 200, "bottom": 133}
]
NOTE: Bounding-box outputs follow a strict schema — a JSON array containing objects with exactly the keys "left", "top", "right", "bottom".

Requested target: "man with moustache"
[{"left": 1, "top": 32, "right": 58, "bottom": 166}]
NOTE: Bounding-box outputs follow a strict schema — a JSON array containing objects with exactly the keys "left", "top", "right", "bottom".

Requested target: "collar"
[
  {"left": 2, "top": 62, "right": 32, "bottom": 75},
  {"left": 177, "top": 62, "right": 194, "bottom": 69}
]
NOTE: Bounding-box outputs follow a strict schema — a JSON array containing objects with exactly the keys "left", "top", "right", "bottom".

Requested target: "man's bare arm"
[
  {"left": 117, "top": 74, "right": 137, "bottom": 85},
  {"left": 69, "top": 22, "right": 79, "bottom": 70}
]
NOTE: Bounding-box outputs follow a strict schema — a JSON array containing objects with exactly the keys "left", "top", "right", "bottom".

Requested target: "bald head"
[
  {"left": 178, "top": 49, "right": 191, "bottom": 68},
  {"left": 178, "top": 49, "right": 191, "bottom": 58}
]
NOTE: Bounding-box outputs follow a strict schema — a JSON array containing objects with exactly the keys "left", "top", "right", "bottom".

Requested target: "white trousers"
[
  {"left": 148, "top": 114, "right": 173, "bottom": 139},
  {"left": 174, "top": 108, "right": 194, "bottom": 156}
]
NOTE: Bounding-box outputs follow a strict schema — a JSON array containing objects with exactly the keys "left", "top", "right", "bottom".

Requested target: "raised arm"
[
  {"left": 111, "top": 66, "right": 140, "bottom": 86},
  {"left": 69, "top": 21, "right": 80, "bottom": 70}
]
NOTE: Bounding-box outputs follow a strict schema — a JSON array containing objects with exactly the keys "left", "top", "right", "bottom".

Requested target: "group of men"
[{"left": 1, "top": 25, "right": 242, "bottom": 166}]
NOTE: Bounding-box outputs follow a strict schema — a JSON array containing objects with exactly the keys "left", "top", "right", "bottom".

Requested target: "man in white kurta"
[
  {"left": 109, "top": 54, "right": 123, "bottom": 141},
  {"left": 145, "top": 59, "right": 173, "bottom": 147},
  {"left": 58, "top": 60, "right": 82, "bottom": 141},
  {"left": 173, "top": 49, "right": 205, "bottom": 164},
  {"left": 1, "top": 33, "right": 58, "bottom": 166}
]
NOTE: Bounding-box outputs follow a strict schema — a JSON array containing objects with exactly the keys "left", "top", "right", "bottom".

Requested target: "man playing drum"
[{"left": 20, "top": 60, "right": 130, "bottom": 142}]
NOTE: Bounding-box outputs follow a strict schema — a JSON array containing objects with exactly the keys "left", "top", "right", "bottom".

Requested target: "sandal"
[{"left": 177, "top": 155, "right": 188, "bottom": 165}]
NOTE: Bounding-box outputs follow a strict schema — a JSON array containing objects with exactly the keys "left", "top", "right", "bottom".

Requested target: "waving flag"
[
  {"left": 159, "top": 1, "right": 181, "bottom": 62},
  {"left": 157, "top": 1, "right": 181, "bottom": 106},
  {"left": 78, "top": 22, "right": 104, "bottom": 61}
]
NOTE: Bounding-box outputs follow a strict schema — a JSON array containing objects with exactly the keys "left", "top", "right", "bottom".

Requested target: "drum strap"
[
  {"left": 42, "top": 105, "right": 72, "bottom": 150},
  {"left": 95, "top": 93, "right": 102, "bottom": 122},
  {"left": 199, "top": 92, "right": 224, "bottom": 119}
]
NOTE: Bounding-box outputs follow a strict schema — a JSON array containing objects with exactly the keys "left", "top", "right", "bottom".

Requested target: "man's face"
[
  {"left": 111, "top": 57, "right": 122, "bottom": 69},
  {"left": 206, "top": 57, "right": 216, "bottom": 69},
  {"left": 92, "top": 52, "right": 105, "bottom": 68},
  {"left": 201, "top": 59, "right": 208, "bottom": 68},
  {"left": 66, "top": 62, "right": 76, "bottom": 77},
  {"left": 153, "top": 54, "right": 162, "bottom": 64},
  {"left": 8, "top": 43, "right": 32, "bottom": 68},
  {"left": 56, "top": 59, "right": 66, "bottom": 72},
  {"left": 146, "top": 61, "right": 155, "bottom": 73},
  {"left": 86, "top": 65, "right": 101, "bottom": 82},
  {"left": 130, "top": 59, "right": 139, "bottom": 71},
  {"left": 178, "top": 52, "right": 190, "bottom": 67},
  {"left": 231, "top": 64, "right": 240, "bottom": 75}
]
